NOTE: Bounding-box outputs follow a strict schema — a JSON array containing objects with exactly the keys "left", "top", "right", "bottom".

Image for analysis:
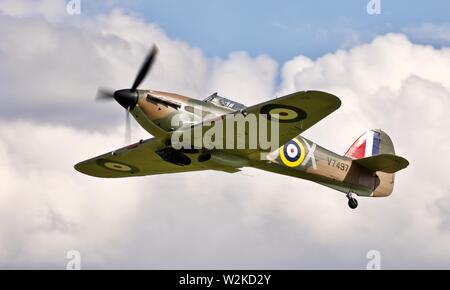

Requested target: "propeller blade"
[
  {"left": 131, "top": 44, "right": 158, "bottom": 91},
  {"left": 125, "top": 107, "right": 131, "bottom": 145},
  {"left": 96, "top": 87, "right": 115, "bottom": 101},
  {"left": 94, "top": 44, "right": 159, "bottom": 144}
]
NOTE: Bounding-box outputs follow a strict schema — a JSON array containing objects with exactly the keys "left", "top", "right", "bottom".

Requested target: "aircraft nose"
[{"left": 114, "top": 89, "right": 138, "bottom": 109}]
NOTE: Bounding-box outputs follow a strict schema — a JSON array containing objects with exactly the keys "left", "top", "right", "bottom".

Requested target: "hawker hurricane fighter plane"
[{"left": 75, "top": 45, "right": 409, "bottom": 209}]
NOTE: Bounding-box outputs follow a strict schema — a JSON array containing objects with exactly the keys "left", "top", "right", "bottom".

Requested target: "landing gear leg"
[{"left": 347, "top": 192, "right": 358, "bottom": 209}]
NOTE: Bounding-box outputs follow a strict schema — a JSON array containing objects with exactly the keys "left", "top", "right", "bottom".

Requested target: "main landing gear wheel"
[{"left": 347, "top": 192, "right": 358, "bottom": 209}]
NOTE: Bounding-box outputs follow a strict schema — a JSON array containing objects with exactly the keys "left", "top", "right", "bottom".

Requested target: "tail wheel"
[{"left": 348, "top": 198, "right": 358, "bottom": 209}]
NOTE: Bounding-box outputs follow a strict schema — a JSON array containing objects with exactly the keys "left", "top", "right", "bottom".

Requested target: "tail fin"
[
  {"left": 345, "top": 129, "right": 394, "bottom": 159},
  {"left": 345, "top": 130, "right": 408, "bottom": 197}
]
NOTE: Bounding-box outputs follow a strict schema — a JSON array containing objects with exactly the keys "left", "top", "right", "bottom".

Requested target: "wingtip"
[
  {"left": 306, "top": 90, "right": 342, "bottom": 108},
  {"left": 73, "top": 161, "right": 87, "bottom": 175}
]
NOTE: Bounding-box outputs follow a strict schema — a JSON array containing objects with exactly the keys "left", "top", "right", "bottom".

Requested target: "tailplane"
[{"left": 353, "top": 154, "right": 409, "bottom": 173}]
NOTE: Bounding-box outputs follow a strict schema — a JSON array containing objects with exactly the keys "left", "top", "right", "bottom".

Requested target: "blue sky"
[{"left": 83, "top": 0, "right": 450, "bottom": 62}]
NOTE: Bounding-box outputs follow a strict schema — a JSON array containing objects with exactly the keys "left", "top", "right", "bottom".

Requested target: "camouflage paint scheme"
[{"left": 75, "top": 90, "right": 409, "bottom": 200}]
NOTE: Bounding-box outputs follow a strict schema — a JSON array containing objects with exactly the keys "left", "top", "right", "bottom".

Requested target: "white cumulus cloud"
[{"left": 0, "top": 0, "right": 449, "bottom": 269}]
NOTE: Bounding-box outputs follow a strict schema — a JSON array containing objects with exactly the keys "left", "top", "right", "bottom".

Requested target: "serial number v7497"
[{"left": 327, "top": 158, "right": 349, "bottom": 172}]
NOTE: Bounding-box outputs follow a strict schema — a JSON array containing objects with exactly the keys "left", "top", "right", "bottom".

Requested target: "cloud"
[
  {"left": 0, "top": 0, "right": 66, "bottom": 21},
  {"left": 405, "top": 23, "right": 450, "bottom": 45},
  {"left": 0, "top": 1, "right": 450, "bottom": 269},
  {"left": 277, "top": 34, "right": 450, "bottom": 268},
  {"left": 206, "top": 52, "right": 278, "bottom": 104},
  {"left": 0, "top": 5, "right": 277, "bottom": 129}
]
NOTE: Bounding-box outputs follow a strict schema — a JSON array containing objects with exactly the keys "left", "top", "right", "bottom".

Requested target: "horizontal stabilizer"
[{"left": 353, "top": 154, "right": 409, "bottom": 173}]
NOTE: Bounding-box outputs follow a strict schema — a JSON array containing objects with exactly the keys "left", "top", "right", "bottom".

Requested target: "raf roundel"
[
  {"left": 96, "top": 158, "right": 139, "bottom": 174},
  {"left": 260, "top": 104, "right": 307, "bottom": 123},
  {"left": 280, "top": 139, "right": 305, "bottom": 167},
  {"left": 104, "top": 162, "right": 132, "bottom": 172}
]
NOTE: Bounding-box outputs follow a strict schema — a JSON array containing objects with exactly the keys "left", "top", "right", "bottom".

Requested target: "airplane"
[{"left": 75, "top": 45, "right": 409, "bottom": 209}]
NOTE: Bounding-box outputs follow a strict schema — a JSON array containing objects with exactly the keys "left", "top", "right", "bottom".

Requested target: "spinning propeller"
[{"left": 96, "top": 45, "right": 159, "bottom": 143}]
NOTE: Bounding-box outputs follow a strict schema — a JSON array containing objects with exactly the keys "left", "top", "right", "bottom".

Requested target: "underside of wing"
[{"left": 74, "top": 137, "right": 210, "bottom": 178}]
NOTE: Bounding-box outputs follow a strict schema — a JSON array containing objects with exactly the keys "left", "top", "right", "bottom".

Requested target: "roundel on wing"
[
  {"left": 260, "top": 104, "right": 307, "bottom": 123},
  {"left": 96, "top": 158, "right": 139, "bottom": 173},
  {"left": 279, "top": 139, "right": 305, "bottom": 167}
]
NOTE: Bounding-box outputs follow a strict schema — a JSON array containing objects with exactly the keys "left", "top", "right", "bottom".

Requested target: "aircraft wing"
[
  {"left": 74, "top": 137, "right": 210, "bottom": 178},
  {"left": 243, "top": 90, "right": 341, "bottom": 144},
  {"left": 179, "top": 90, "right": 341, "bottom": 156}
]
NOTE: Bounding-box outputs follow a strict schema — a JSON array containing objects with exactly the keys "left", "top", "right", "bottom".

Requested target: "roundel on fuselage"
[{"left": 279, "top": 139, "right": 305, "bottom": 167}]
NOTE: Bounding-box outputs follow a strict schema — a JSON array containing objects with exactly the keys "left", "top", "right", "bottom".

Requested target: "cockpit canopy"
[{"left": 203, "top": 92, "right": 246, "bottom": 111}]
